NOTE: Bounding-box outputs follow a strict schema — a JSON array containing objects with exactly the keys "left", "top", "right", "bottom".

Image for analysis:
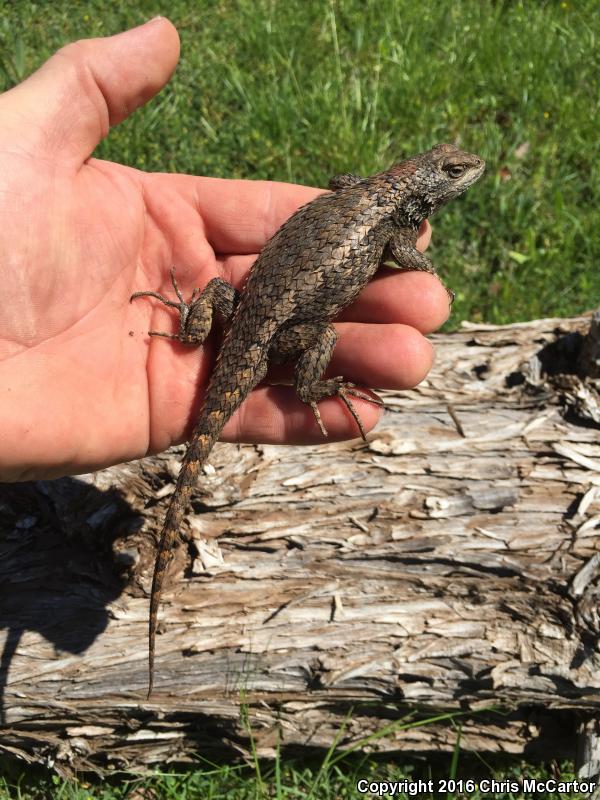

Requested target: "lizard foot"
[
  {"left": 130, "top": 267, "right": 200, "bottom": 341},
  {"left": 309, "top": 378, "right": 383, "bottom": 441}
]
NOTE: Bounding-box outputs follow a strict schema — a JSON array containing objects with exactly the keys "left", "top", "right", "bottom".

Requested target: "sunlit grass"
[{"left": 0, "top": 0, "right": 597, "bottom": 325}]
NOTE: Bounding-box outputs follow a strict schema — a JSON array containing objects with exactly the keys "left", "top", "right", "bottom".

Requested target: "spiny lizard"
[{"left": 131, "top": 143, "right": 485, "bottom": 697}]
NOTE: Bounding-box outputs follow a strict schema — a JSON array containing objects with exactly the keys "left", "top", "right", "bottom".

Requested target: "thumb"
[{"left": 0, "top": 17, "right": 180, "bottom": 166}]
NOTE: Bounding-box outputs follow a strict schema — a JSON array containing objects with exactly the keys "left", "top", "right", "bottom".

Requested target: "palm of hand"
[{"left": 0, "top": 149, "right": 284, "bottom": 477}]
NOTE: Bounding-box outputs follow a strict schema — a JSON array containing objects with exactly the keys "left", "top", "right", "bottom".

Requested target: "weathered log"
[{"left": 0, "top": 312, "right": 599, "bottom": 774}]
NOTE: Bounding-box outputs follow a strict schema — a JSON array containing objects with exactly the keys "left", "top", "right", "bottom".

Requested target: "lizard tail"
[
  {"left": 147, "top": 346, "right": 268, "bottom": 699},
  {"left": 147, "top": 424, "right": 228, "bottom": 700}
]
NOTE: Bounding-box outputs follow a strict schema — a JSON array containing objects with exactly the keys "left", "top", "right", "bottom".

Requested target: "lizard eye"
[{"left": 444, "top": 163, "right": 466, "bottom": 179}]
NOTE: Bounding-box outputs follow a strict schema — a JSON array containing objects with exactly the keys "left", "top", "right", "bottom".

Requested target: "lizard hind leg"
[
  {"left": 130, "top": 267, "right": 239, "bottom": 345},
  {"left": 328, "top": 173, "right": 364, "bottom": 191},
  {"left": 274, "top": 323, "right": 383, "bottom": 441}
]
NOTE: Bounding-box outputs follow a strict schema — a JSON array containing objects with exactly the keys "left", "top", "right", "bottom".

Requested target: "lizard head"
[
  {"left": 418, "top": 143, "right": 485, "bottom": 213},
  {"left": 390, "top": 143, "right": 485, "bottom": 223}
]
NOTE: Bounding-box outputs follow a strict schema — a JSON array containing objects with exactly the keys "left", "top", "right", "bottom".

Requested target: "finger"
[
  {"left": 267, "top": 322, "right": 433, "bottom": 390},
  {"left": 163, "top": 176, "right": 430, "bottom": 262},
  {"left": 197, "top": 181, "right": 430, "bottom": 258},
  {"left": 340, "top": 270, "right": 451, "bottom": 332},
  {"left": 330, "top": 322, "right": 434, "bottom": 387},
  {"left": 219, "top": 254, "right": 450, "bottom": 332},
  {"left": 0, "top": 17, "right": 180, "bottom": 166},
  {"left": 161, "top": 173, "right": 323, "bottom": 255},
  {"left": 198, "top": 190, "right": 429, "bottom": 257}
]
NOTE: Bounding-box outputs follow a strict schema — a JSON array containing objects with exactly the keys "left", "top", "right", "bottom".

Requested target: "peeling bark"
[{"left": 0, "top": 312, "right": 599, "bottom": 774}]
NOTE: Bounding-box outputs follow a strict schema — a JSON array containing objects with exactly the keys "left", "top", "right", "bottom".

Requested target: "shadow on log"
[{"left": 0, "top": 311, "right": 599, "bottom": 774}]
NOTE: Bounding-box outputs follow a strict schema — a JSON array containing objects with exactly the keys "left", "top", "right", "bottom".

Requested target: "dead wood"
[{"left": 0, "top": 311, "right": 599, "bottom": 774}]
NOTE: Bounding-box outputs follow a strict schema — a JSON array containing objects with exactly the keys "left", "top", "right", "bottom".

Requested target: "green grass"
[
  {"left": 0, "top": 0, "right": 598, "bottom": 795},
  {"left": 0, "top": 0, "right": 598, "bottom": 325},
  {"left": 0, "top": 747, "right": 593, "bottom": 799}
]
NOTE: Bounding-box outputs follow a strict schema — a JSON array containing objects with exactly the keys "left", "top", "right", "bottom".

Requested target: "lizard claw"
[
  {"left": 308, "top": 379, "right": 383, "bottom": 441},
  {"left": 130, "top": 267, "right": 186, "bottom": 309},
  {"left": 130, "top": 268, "right": 198, "bottom": 341},
  {"left": 337, "top": 382, "right": 382, "bottom": 441},
  {"left": 310, "top": 401, "right": 329, "bottom": 437}
]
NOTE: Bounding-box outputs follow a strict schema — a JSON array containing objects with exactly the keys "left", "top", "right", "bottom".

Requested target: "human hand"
[{"left": 0, "top": 17, "right": 448, "bottom": 482}]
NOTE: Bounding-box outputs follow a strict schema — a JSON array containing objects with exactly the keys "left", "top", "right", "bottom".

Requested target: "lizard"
[{"left": 130, "top": 142, "right": 485, "bottom": 698}]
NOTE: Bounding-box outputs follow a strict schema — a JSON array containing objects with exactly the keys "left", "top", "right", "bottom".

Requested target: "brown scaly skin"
[{"left": 131, "top": 143, "right": 485, "bottom": 698}]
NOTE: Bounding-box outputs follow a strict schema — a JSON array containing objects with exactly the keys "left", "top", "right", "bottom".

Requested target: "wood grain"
[{"left": 1, "top": 312, "right": 598, "bottom": 774}]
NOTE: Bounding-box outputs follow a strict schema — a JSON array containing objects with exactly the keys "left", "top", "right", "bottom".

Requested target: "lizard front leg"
[
  {"left": 383, "top": 227, "right": 454, "bottom": 302},
  {"left": 130, "top": 267, "right": 239, "bottom": 345},
  {"left": 272, "top": 323, "right": 383, "bottom": 440}
]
